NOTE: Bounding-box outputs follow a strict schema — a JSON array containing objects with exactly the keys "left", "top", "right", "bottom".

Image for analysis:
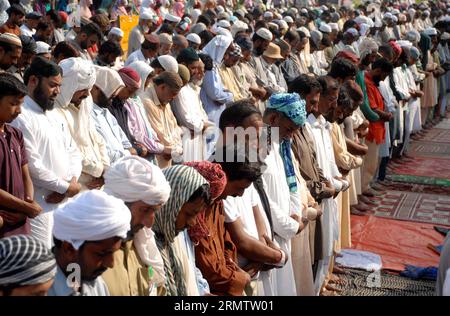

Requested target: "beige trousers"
[{"left": 361, "top": 141, "right": 380, "bottom": 193}]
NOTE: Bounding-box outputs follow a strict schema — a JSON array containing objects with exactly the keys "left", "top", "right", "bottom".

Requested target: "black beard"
[
  {"left": 33, "top": 84, "right": 55, "bottom": 111},
  {"left": 254, "top": 47, "right": 265, "bottom": 56}
]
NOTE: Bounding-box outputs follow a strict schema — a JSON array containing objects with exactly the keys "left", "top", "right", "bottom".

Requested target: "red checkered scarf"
[{"left": 184, "top": 161, "right": 227, "bottom": 244}]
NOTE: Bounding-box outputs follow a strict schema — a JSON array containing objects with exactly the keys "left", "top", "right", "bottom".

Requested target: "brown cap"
[
  {"left": 0, "top": 33, "right": 22, "bottom": 48},
  {"left": 144, "top": 34, "right": 160, "bottom": 44},
  {"left": 263, "top": 42, "right": 283, "bottom": 59}
]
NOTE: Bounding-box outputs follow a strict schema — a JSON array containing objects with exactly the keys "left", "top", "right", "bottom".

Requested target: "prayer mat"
[
  {"left": 387, "top": 174, "right": 450, "bottom": 189},
  {"left": 368, "top": 190, "right": 450, "bottom": 226},
  {"left": 350, "top": 216, "right": 443, "bottom": 271},
  {"left": 418, "top": 128, "right": 450, "bottom": 143},
  {"left": 434, "top": 118, "right": 450, "bottom": 130},
  {"left": 387, "top": 157, "right": 450, "bottom": 182},
  {"left": 335, "top": 268, "right": 436, "bottom": 296},
  {"left": 408, "top": 141, "right": 450, "bottom": 159}
]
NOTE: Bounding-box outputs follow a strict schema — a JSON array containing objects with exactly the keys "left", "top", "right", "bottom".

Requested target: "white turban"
[
  {"left": 94, "top": 66, "right": 125, "bottom": 99},
  {"left": 53, "top": 190, "right": 131, "bottom": 250},
  {"left": 103, "top": 156, "right": 171, "bottom": 206},
  {"left": 56, "top": 57, "right": 97, "bottom": 146},
  {"left": 57, "top": 57, "right": 97, "bottom": 109}
]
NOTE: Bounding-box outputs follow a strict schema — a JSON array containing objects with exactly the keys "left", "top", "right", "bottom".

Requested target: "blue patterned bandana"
[{"left": 268, "top": 93, "right": 307, "bottom": 126}]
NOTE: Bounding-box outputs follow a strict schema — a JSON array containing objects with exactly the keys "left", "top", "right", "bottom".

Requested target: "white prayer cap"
[
  {"left": 383, "top": 12, "right": 393, "bottom": 20},
  {"left": 320, "top": 5, "right": 328, "bottom": 11},
  {"left": 423, "top": 10, "right": 430, "bottom": 16},
  {"left": 256, "top": 27, "right": 273, "bottom": 41},
  {"left": 297, "top": 26, "right": 311, "bottom": 38},
  {"left": 392, "top": 9, "right": 400, "bottom": 15},
  {"left": 231, "top": 20, "right": 248, "bottom": 36},
  {"left": 191, "top": 8, "right": 202, "bottom": 22},
  {"left": 216, "top": 5, "right": 225, "bottom": 14},
  {"left": 319, "top": 23, "right": 332, "bottom": 33},
  {"left": 441, "top": 32, "right": 450, "bottom": 41},
  {"left": 278, "top": 20, "right": 288, "bottom": 30},
  {"left": 284, "top": 16, "right": 294, "bottom": 24},
  {"left": 345, "top": 28, "right": 359, "bottom": 37},
  {"left": 354, "top": 15, "right": 368, "bottom": 25},
  {"left": 300, "top": 8, "right": 308, "bottom": 14},
  {"left": 157, "top": 55, "right": 178, "bottom": 73},
  {"left": 396, "top": 40, "right": 412, "bottom": 48},
  {"left": 53, "top": 190, "right": 131, "bottom": 250},
  {"left": 268, "top": 22, "right": 279, "bottom": 30},
  {"left": 104, "top": 156, "right": 171, "bottom": 206},
  {"left": 94, "top": 66, "right": 125, "bottom": 99},
  {"left": 140, "top": 8, "right": 154, "bottom": 20},
  {"left": 264, "top": 11, "right": 273, "bottom": 19},
  {"left": 36, "top": 41, "right": 51, "bottom": 55},
  {"left": 164, "top": 13, "right": 181, "bottom": 23},
  {"left": 329, "top": 23, "right": 339, "bottom": 31},
  {"left": 392, "top": 15, "right": 398, "bottom": 23},
  {"left": 186, "top": 33, "right": 201, "bottom": 45},
  {"left": 109, "top": 27, "right": 124, "bottom": 38},
  {"left": 217, "top": 19, "right": 231, "bottom": 29},
  {"left": 424, "top": 27, "right": 438, "bottom": 36},
  {"left": 408, "top": 8, "right": 416, "bottom": 16}
]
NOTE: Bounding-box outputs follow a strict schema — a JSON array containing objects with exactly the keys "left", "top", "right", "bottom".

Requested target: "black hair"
[
  {"left": 23, "top": 56, "right": 62, "bottom": 85},
  {"left": 150, "top": 58, "right": 163, "bottom": 70},
  {"left": 187, "top": 184, "right": 211, "bottom": 204},
  {"left": 0, "top": 73, "right": 28, "bottom": 99},
  {"left": 198, "top": 53, "right": 213, "bottom": 71},
  {"left": 197, "top": 15, "right": 212, "bottom": 27},
  {"left": 254, "top": 20, "right": 268, "bottom": 31},
  {"left": 372, "top": 57, "right": 394, "bottom": 73},
  {"left": 317, "top": 75, "right": 339, "bottom": 96},
  {"left": 53, "top": 41, "right": 80, "bottom": 60},
  {"left": 337, "top": 86, "right": 352, "bottom": 111},
  {"left": 46, "top": 9, "right": 62, "bottom": 25},
  {"left": 98, "top": 40, "right": 123, "bottom": 57},
  {"left": 284, "top": 30, "right": 300, "bottom": 43},
  {"left": 378, "top": 44, "right": 394, "bottom": 61},
  {"left": 198, "top": 30, "right": 214, "bottom": 47},
  {"left": 157, "top": 23, "right": 174, "bottom": 35},
  {"left": 6, "top": 4, "right": 25, "bottom": 17},
  {"left": 215, "top": 147, "right": 264, "bottom": 182},
  {"left": 288, "top": 74, "right": 322, "bottom": 96},
  {"left": 328, "top": 57, "right": 358, "bottom": 79},
  {"left": 141, "top": 39, "right": 159, "bottom": 51},
  {"left": 80, "top": 22, "right": 103, "bottom": 40},
  {"left": 36, "top": 21, "right": 51, "bottom": 31},
  {"left": 343, "top": 19, "right": 357, "bottom": 31},
  {"left": 321, "top": 34, "right": 332, "bottom": 48},
  {"left": 219, "top": 100, "right": 262, "bottom": 131}
]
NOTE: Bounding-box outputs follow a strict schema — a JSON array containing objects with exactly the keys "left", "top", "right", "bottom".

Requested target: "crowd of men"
[{"left": 1, "top": 0, "right": 450, "bottom": 296}]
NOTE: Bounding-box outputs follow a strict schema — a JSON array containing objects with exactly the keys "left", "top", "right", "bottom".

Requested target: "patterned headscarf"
[
  {"left": 268, "top": 93, "right": 307, "bottom": 193},
  {"left": 184, "top": 161, "right": 227, "bottom": 244},
  {"left": 0, "top": 235, "right": 57, "bottom": 289},
  {"left": 153, "top": 165, "right": 208, "bottom": 296}
]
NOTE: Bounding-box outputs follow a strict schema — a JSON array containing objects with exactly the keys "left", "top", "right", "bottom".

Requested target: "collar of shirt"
[
  {"left": 24, "top": 95, "right": 45, "bottom": 114},
  {"left": 147, "top": 84, "right": 162, "bottom": 107},
  {"left": 51, "top": 266, "right": 80, "bottom": 296},
  {"left": 92, "top": 103, "right": 110, "bottom": 116}
]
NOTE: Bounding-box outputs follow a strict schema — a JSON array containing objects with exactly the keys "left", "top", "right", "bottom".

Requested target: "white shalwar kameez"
[
  {"left": 305, "top": 114, "right": 341, "bottom": 294},
  {"left": 261, "top": 140, "right": 302, "bottom": 296},
  {"left": 11, "top": 96, "right": 82, "bottom": 248}
]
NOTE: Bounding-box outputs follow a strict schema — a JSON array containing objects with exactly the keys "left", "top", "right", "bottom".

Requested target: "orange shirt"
[
  {"left": 0, "top": 23, "right": 21, "bottom": 36},
  {"left": 364, "top": 72, "right": 386, "bottom": 144}
]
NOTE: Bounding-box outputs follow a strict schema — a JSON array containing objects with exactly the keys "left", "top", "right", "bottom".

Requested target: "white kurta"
[
  {"left": 223, "top": 184, "right": 278, "bottom": 296},
  {"left": 305, "top": 114, "right": 340, "bottom": 294},
  {"left": 171, "top": 83, "right": 211, "bottom": 162},
  {"left": 261, "top": 140, "right": 301, "bottom": 296},
  {"left": 11, "top": 96, "right": 82, "bottom": 248}
]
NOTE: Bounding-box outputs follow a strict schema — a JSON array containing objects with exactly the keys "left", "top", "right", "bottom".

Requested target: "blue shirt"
[{"left": 91, "top": 103, "right": 132, "bottom": 163}]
